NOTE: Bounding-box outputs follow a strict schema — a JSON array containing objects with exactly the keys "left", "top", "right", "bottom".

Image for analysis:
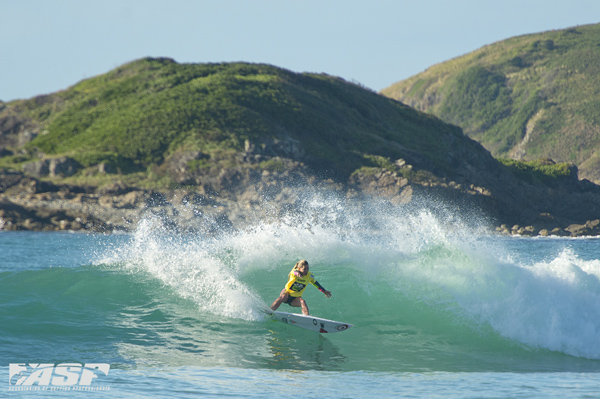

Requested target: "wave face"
[{"left": 2, "top": 192, "right": 600, "bottom": 373}]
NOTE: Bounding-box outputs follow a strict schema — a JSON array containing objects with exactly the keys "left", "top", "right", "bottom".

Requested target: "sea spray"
[
  {"left": 115, "top": 213, "right": 266, "bottom": 321},
  {"left": 97, "top": 188, "right": 600, "bottom": 362},
  {"left": 482, "top": 248, "right": 600, "bottom": 358}
]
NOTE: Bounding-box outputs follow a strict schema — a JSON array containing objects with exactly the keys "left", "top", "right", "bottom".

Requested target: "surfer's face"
[{"left": 298, "top": 265, "right": 308, "bottom": 276}]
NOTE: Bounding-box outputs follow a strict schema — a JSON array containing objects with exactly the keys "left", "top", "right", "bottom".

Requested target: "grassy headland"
[
  {"left": 381, "top": 23, "right": 600, "bottom": 182},
  {"left": 1, "top": 57, "right": 480, "bottom": 187}
]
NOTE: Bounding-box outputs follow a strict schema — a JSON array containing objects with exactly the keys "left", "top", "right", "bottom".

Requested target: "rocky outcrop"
[
  {"left": 164, "top": 150, "right": 210, "bottom": 184},
  {"left": 0, "top": 102, "right": 40, "bottom": 149},
  {"left": 23, "top": 157, "right": 82, "bottom": 178},
  {"left": 348, "top": 167, "right": 411, "bottom": 204},
  {"left": 0, "top": 167, "right": 322, "bottom": 234},
  {"left": 346, "top": 155, "right": 600, "bottom": 237},
  {"left": 2, "top": 159, "right": 599, "bottom": 236}
]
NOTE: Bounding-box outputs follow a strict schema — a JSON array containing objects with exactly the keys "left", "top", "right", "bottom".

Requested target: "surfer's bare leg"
[
  {"left": 270, "top": 289, "right": 289, "bottom": 311},
  {"left": 291, "top": 297, "right": 309, "bottom": 315}
]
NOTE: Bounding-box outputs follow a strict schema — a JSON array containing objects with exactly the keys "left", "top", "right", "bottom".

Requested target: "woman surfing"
[{"left": 270, "top": 260, "right": 331, "bottom": 315}]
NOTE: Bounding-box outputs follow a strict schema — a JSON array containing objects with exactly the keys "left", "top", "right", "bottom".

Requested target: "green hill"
[
  {"left": 381, "top": 23, "right": 600, "bottom": 183},
  {"left": 2, "top": 57, "right": 600, "bottom": 234},
  {"left": 0, "top": 57, "right": 482, "bottom": 186}
]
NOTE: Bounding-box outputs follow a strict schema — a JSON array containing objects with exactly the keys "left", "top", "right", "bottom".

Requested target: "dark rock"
[
  {"left": 15, "top": 178, "right": 61, "bottom": 194},
  {"left": 0, "top": 104, "right": 40, "bottom": 148},
  {"left": 242, "top": 135, "right": 305, "bottom": 160},
  {"left": 550, "top": 227, "right": 568, "bottom": 236},
  {"left": 97, "top": 181, "right": 130, "bottom": 196},
  {"left": 0, "top": 197, "right": 105, "bottom": 232},
  {"left": 565, "top": 219, "right": 600, "bottom": 236},
  {"left": 349, "top": 168, "right": 411, "bottom": 204},
  {"left": 0, "top": 170, "right": 25, "bottom": 192},
  {"left": 165, "top": 150, "right": 210, "bottom": 184},
  {"left": 98, "top": 162, "right": 117, "bottom": 174},
  {"left": 113, "top": 191, "right": 144, "bottom": 209},
  {"left": 23, "top": 160, "right": 50, "bottom": 177},
  {"left": 49, "top": 157, "right": 81, "bottom": 177},
  {"left": 17, "top": 130, "right": 38, "bottom": 147},
  {"left": 146, "top": 192, "right": 169, "bottom": 207}
]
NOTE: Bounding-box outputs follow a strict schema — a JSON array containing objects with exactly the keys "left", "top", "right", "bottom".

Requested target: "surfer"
[{"left": 270, "top": 260, "right": 331, "bottom": 315}]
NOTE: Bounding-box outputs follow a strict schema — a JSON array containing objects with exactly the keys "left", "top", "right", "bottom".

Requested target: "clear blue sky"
[{"left": 2, "top": 0, "right": 599, "bottom": 102}]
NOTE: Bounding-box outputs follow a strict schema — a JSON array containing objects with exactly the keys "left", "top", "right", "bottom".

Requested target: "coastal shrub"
[
  {"left": 259, "top": 158, "right": 288, "bottom": 173},
  {"left": 483, "top": 91, "right": 545, "bottom": 154},
  {"left": 499, "top": 158, "right": 574, "bottom": 184},
  {"left": 438, "top": 66, "right": 512, "bottom": 131},
  {"left": 363, "top": 154, "right": 396, "bottom": 172}
]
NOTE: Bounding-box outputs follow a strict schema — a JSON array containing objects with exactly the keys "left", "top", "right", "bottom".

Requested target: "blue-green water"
[{"left": 2, "top": 195, "right": 600, "bottom": 397}]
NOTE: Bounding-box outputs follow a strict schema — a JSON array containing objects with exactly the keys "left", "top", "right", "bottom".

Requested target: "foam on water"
[{"left": 485, "top": 248, "right": 600, "bottom": 358}]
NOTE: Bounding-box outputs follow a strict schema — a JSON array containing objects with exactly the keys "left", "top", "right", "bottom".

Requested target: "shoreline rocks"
[
  {"left": 1, "top": 168, "right": 599, "bottom": 237},
  {"left": 495, "top": 221, "right": 600, "bottom": 237}
]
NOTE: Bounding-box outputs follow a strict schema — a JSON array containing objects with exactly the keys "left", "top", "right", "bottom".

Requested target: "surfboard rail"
[{"left": 265, "top": 309, "right": 353, "bottom": 333}]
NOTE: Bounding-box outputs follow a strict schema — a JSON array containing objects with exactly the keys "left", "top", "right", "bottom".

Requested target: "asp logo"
[{"left": 9, "top": 363, "right": 110, "bottom": 388}]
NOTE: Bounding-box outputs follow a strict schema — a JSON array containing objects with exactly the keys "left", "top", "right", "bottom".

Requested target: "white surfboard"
[{"left": 266, "top": 310, "right": 353, "bottom": 333}]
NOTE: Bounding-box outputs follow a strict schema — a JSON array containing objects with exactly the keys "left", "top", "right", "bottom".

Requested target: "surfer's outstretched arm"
[{"left": 312, "top": 280, "right": 332, "bottom": 298}]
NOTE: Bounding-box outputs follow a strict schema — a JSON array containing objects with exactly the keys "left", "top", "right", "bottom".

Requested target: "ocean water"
[{"left": 2, "top": 193, "right": 600, "bottom": 398}]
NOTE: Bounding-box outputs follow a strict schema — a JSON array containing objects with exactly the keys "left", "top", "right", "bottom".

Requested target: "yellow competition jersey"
[{"left": 284, "top": 269, "right": 318, "bottom": 297}]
